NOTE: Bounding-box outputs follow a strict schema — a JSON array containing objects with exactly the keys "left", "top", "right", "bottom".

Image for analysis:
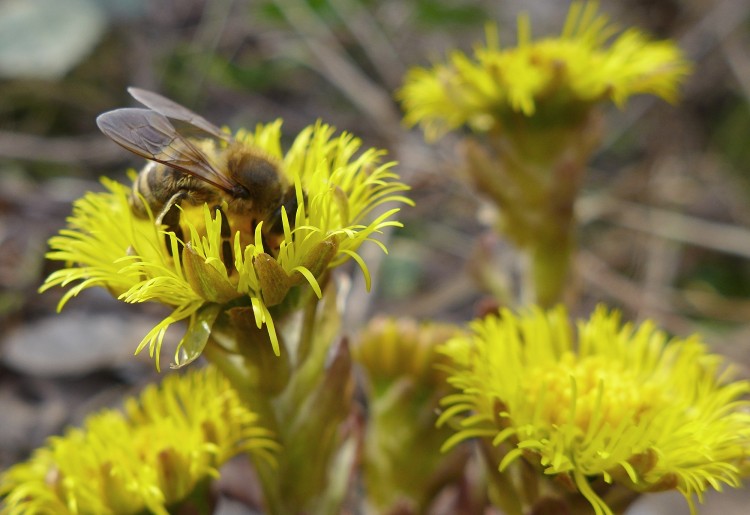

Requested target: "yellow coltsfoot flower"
[
  {"left": 0, "top": 365, "right": 277, "bottom": 515},
  {"left": 439, "top": 305, "right": 750, "bottom": 515},
  {"left": 355, "top": 316, "right": 463, "bottom": 388},
  {"left": 41, "top": 120, "right": 411, "bottom": 369},
  {"left": 398, "top": 1, "right": 691, "bottom": 307},
  {"left": 398, "top": 1, "right": 691, "bottom": 141},
  {"left": 354, "top": 317, "right": 468, "bottom": 512}
]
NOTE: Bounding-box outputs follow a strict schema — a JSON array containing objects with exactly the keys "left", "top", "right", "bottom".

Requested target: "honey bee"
[{"left": 96, "top": 87, "right": 297, "bottom": 267}]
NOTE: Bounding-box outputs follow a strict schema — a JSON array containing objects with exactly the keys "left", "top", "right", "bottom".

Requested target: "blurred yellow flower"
[
  {"left": 355, "top": 317, "right": 463, "bottom": 388},
  {"left": 354, "top": 317, "right": 467, "bottom": 512},
  {"left": 439, "top": 305, "right": 750, "bottom": 515},
  {"left": 398, "top": 1, "right": 692, "bottom": 140},
  {"left": 0, "top": 365, "right": 277, "bottom": 515},
  {"left": 41, "top": 120, "right": 411, "bottom": 369}
]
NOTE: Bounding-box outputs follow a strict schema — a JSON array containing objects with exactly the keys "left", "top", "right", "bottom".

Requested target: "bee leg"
[
  {"left": 156, "top": 191, "right": 187, "bottom": 256},
  {"left": 259, "top": 232, "right": 277, "bottom": 258},
  {"left": 267, "top": 188, "right": 300, "bottom": 235},
  {"left": 264, "top": 189, "right": 303, "bottom": 257},
  {"left": 213, "top": 205, "right": 234, "bottom": 271}
]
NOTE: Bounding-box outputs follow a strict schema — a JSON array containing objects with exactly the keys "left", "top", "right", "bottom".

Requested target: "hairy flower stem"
[
  {"left": 529, "top": 222, "right": 574, "bottom": 308},
  {"left": 296, "top": 275, "right": 326, "bottom": 365},
  {"left": 465, "top": 112, "right": 602, "bottom": 307},
  {"left": 205, "top": 282, "right": 352, "bottom": 515},
  {"left": 202, "top": 341, "right": 280, "bottom": 435}
]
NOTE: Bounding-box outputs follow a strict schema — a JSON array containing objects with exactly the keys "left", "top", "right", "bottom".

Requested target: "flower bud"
[{"left": 183, "top": 242, "right": 239, "bottom": 304}]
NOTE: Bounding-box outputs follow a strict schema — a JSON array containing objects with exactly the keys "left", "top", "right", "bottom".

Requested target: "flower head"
[
  {"left": 0, "top": 365, "right": 277, "bottom": 515},
  {"left": 439, "top": 305, "right": 750, "bottom": 514},
  {"left": 354, "top": 317, "right": 468, "bottom": 512},
  {"left": 41, "top": 120, "right": 411, "bottom": 369},
  {"left": 398, "top": 1, "right": 692, "bottom": 140},
  {"left": 355, "top": 317, "right": 463, "bottom": 391}
]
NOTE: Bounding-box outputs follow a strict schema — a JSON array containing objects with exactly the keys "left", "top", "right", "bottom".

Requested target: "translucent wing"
[
  {"left": 96, "top": 108, "right": 236, "bottom": 192},
  {"left": 127, "top": 87, "right": 231, "bottom": 142}
]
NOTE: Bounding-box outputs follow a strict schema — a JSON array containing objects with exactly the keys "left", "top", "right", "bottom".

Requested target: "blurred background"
[{"left": 0, "top": 0, "right": 749, "bottom": 513}]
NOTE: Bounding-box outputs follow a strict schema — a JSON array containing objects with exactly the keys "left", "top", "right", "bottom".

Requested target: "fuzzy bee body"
[
  {"left": 128, "top": 161, "right": 215, "bottom": 219},
  {"left": 97, "top": 88, "right": 297, "bottom": 264}
]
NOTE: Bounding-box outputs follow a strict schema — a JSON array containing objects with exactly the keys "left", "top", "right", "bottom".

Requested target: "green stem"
[
  {"left": 296, "top": 291, "right": 320, "bottom": 365},
  {"left": 202, "top": 341, "right": 279, "bottom": 434},
  {"left": 203, "top": 340, "right": 288, "bottom": 514},
  {"left": 530, "top": 230, "right": 573, "bottom": 308}
]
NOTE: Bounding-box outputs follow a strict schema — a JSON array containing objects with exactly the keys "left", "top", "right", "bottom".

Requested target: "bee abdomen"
[
  {"left": 129, "top": 163, "right": 162, "bottom": 218},
  {"left": 129, "top": 163, "right": 190, "bottom": 219}
]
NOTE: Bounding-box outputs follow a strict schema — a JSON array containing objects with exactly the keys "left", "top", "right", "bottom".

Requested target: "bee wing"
[
  {"left": 127, "top": 87, "right": 231, "bottom": 142},
  {"left": 96, "top": 108, "right": 236, "bottom": 193}
]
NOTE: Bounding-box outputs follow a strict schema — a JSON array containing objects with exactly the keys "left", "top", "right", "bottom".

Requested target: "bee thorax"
[{"left": 228, "top": 149, "right": 284, "bottom": 207}]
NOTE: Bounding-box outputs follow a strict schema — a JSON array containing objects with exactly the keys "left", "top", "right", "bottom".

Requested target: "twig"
[
  {"left": 576, "top": 250, "right": 705, "bottom": 337},
  {"left": 270, "top": 0, "right": 402, "bottom": 137},
  {"left": 577, "top": 195, "right": 750, "bottom": 259},
  {"left": 0, "top": 131, "right": 126, "bottom": 166},
  {"left": 326, "top": 0, "right": 407, "bottom": 88}
]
